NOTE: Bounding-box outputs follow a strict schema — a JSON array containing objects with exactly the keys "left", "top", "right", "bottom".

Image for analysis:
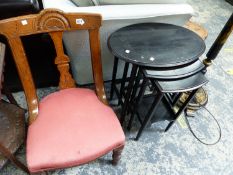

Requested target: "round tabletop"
[{"left": 108, "top": 23, "right": 206, "bottom": 68}]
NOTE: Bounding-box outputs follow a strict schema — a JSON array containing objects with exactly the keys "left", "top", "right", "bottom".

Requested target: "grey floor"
[{"left": 1, "top": 0, "right": 233, "bottom": 174}]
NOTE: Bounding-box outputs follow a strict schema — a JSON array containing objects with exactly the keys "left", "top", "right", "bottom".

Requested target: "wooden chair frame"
[
  {"left": 0, "top": 9, "right": 125, "bottom": 174},
  {"left": 0, "top": 9, "right": 108, "bottom": 125}
]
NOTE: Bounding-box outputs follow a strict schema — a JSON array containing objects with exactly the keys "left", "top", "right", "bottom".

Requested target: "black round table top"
[{"left": 108, "top": 23, "right": 206, "bottom": 68}]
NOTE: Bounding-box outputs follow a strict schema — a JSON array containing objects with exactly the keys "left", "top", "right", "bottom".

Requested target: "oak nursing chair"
[{"left": 0, "top": 9, "right": 125, "bottom": 174}]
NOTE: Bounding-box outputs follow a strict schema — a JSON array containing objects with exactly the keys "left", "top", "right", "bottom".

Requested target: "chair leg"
[
  {"left": 2, "top": 85, "right": 19, "bottom": 106},
  {"left": 0, "top": 144, "right": 29, "bottom": 174},
  {"left": 10, "top": 156, "right": 29, "bottom": 174},
  {"left": 112, "top": 145, "right": 124, "bottom": 165}
]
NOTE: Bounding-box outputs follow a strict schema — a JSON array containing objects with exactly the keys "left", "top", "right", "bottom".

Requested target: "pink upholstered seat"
[{"left": 27, "top": 88, "right": 125, "bottom": 173}]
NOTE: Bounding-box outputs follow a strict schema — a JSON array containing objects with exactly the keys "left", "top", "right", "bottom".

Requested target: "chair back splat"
[{"left": 0, "top": 9, "right": 107, "bottom": 124}]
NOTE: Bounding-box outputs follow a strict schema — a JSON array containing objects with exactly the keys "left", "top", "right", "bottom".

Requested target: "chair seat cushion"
[{"left": 26, "top": 88, "right": 125, "bottom": 173}]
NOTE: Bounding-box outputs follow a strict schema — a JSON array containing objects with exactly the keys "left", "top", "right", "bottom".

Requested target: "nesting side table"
[
  {"left": 108, "top": 23, "right": 205, "bottom": 117},
  {"left": 108, "top": 23, "right": 208, "bottom": 140}
]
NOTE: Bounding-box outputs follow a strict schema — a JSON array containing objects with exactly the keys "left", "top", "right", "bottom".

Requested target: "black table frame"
[
  {"left": 126, "top": 68, "right": 207, "bottom": 140},
  {"left": 108, "top": 23, "right": 207, "bottom": 141}
]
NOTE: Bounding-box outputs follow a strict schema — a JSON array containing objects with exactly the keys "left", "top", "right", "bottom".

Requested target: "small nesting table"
[{"left": 108, "top": 23, "right": 208, "bottom": 140}]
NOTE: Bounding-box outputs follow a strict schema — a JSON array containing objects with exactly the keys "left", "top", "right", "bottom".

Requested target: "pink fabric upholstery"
[{"left": 26, "top": 88, "right": 125, "bottom": 173}]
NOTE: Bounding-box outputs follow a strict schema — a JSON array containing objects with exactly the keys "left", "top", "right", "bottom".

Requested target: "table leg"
[
  {"left": 120, "top": 65, "right": 138, "bottom": 125},
  {"left": 127, "top": 72, "right": 148, "bottom": 130},
  {"left": 130, "top": 67, "right": 142, "bottom": 106},
  {"left": 118, "top": 62, "right": 130, "bottom": 105},
  {"left": 165, "top": 89, "right": 198, "bottom": 132},
  {"left": 172, "top": 93, "right": 182, "bottom": 106},
  {"left": 135, "top": 91, "right": 164, "bottom": 141},
  {"left": 110, "top": 56, "right": 119, "bottom": 100}
]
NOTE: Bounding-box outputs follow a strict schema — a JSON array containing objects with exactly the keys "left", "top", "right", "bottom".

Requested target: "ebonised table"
[
  {"left": 108, "top": 23, "right": 206, "bottom": 126},
  {"left": 108, "top": 23, "right": 205, "bottom": 68}
]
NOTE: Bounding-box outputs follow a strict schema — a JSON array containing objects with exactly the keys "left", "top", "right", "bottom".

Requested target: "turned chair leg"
[
  {"left": 0, "top": 144, "right": 29, "bottom": 174},
  {"left": 112, "top": 145, "right": 124, "bottom": 165}
]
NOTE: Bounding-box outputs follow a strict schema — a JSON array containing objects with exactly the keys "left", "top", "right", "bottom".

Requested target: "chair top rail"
[{"left": 0, "top": 8, "right": 102, "bottom": 38}]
